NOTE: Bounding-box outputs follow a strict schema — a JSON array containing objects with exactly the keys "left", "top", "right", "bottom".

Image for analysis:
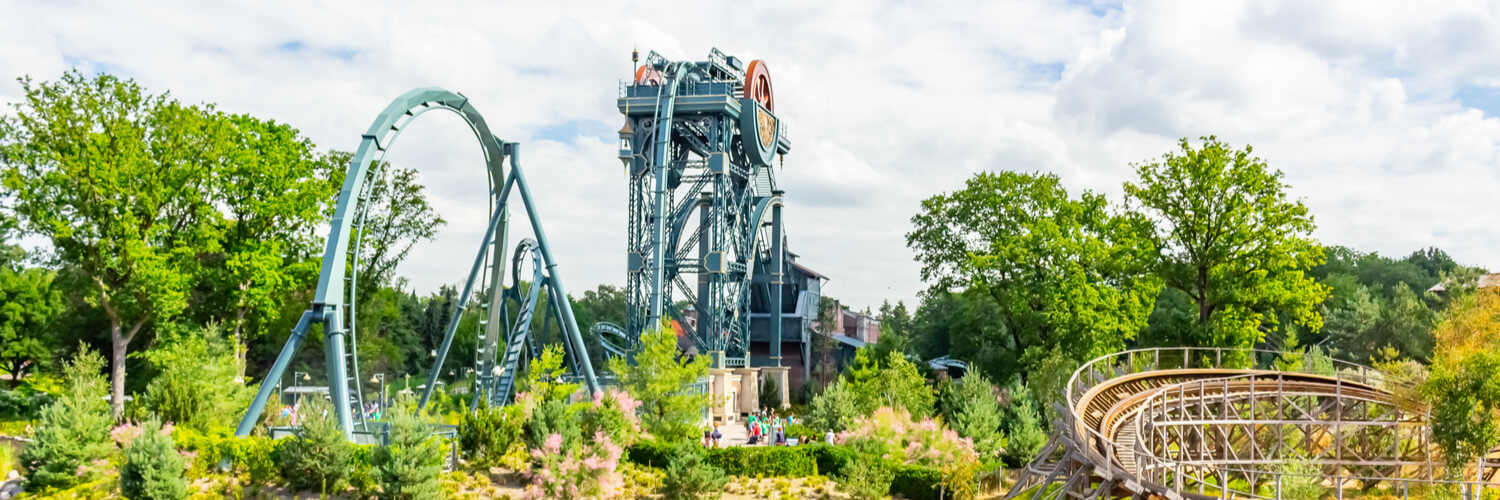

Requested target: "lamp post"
[{"left": 369, "top": 373, "right": 386, "bottom": 416}]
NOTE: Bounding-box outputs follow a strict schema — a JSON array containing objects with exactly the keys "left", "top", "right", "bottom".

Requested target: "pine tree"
[
  {"left": 19, "top": 346, "right": 114, "bottom": 491},
  {"left": 120, "top": 418, "right": 188, "bottom": 500},
  {"left": 373, "top": 396, "right": 444, "bottom": 500},
  {"left": 278, "top": 396, "right": 354, "bottom": 492}
]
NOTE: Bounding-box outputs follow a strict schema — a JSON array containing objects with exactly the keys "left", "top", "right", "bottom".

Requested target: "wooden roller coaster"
[{"left": 1008, "top": 347, "right": 1500, "bottom": 500}]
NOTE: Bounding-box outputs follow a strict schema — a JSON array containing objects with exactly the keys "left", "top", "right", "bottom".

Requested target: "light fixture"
[{"left": 617, "top": 120, "right": 635, "bottom": 168}]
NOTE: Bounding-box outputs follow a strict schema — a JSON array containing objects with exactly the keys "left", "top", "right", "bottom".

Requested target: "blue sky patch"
[
  {"left": 277, "top": 39, "right": 361, "bottom": 61},
  {"left": 62, "top": 54, "right": 124, "bottom": 76},
  {"left": 534, "top": 119, "right": 613, "bottom": 144},
  {"left": 1456, "top": 84, "right": 1500, "bottom": 118}
]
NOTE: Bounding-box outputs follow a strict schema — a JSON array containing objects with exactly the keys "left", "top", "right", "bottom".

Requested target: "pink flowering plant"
[
  {"left": 582, "top": 389, "right": 646, "bottom": 447},
  {"left": 839, "top": 407, "right": 982, "bottom": 499},
  {"left": 523, "top": 431, "right": 626, "bottom": 500}
]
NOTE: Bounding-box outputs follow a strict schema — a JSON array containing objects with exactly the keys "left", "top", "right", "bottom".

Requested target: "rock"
[{"left": 0, "top": 478, "right": 24, "bottom": 500}]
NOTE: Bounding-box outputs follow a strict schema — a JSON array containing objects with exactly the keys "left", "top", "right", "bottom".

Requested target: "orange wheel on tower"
[
  {"left": 744, "top": 60, "right": 774, "bottom": 112},
  {"left": 635, "top": 65, "right": 663, "bottom": 85}
]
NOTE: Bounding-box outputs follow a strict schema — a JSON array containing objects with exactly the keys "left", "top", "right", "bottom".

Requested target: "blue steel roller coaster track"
[{"left": 234, "top": 88, "right": 599, "bottom": 440}]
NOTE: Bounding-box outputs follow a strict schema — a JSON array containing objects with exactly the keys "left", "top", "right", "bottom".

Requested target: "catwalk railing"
[{"left": 1010, "top": 347, "right": 1500, "bottom": 499}]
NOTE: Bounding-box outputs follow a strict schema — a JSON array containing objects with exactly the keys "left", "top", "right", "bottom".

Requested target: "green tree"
[
  {"left": 759, "top": 376, "right": 781, "bottom": 410},
  {"left": 19, "top": 346, "right": 114, "bottom": 491},
  {"left": 807, "top": 378, "right": 859, "bottom": 433},
  {"left": 608, "top": 323, "right": 710, "bottom": 442},
  {"left": 278, "top": 396, "right": 355, "bottom": 492},
  {"left": 139, "top": 325, "right": 253, "bottom": 432},
  {"left": 661, "top": 445, "right": 729, "bottom": 500},
  {"left": 1423, "top": 289, "right": 1500, "bottom": 476},
  {"left": 1124, "top": 136, "right": 1328, "bottom": 351},
  {"left": 0, "top": 72, "right": 220, "bottom": 416},
  {"left": 119, "top": 418, "right": 188, "bottom": 500},
  {"left": 907, "top": 171, "right": 1159, "bottom": 380},
  {"left": 203, "top": 113, "right": 343, "bottom": 370},
  {"left": 373, "top": 396, "right": 444, "bottom": 500},
  {"left": 878, "top": 300, "right": 913, "bottom": 340},
  {"left": 939, "top": 373, "right": 1005, "bottom": 462},
  {"left": 0, "top": 251, "right": 61, "bottom": 386},
  {"left": 352, "top": 164, "right": 445, "bottom": 303},
  {"left": 844, "top": 349, "right": 935, "bottom": 417},
  {"left": 999, "top": 380, "right": 1047, "bottom": 466}
]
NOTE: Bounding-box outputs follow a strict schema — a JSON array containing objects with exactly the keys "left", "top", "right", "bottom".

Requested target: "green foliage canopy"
[
  {"left": 907, "top": 171, "right": 1159, "bottom": 380},
  {"left": 1124, "top": 136, "right": 1328, "bottom": 350}
]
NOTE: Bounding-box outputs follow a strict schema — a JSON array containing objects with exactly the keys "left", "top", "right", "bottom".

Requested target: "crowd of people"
[{"left": 703, "top": 406, "right": 833, "bottom": 448}]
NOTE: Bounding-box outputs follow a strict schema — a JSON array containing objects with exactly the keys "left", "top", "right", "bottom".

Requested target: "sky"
[{"left": 1, "top": 0, "right": 1498, "bottom": 311}]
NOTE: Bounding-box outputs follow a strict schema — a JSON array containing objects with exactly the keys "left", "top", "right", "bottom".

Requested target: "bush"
[
  {"left": 759, "top": 377, "right": 780, "bottom": 410},
  {"left": 523, "top": 397, "right": 581, "bottom": 453},
  {"left": 374, "top": 396, "right": 444, "bottom": 500},
  {"left": 807, "top": 379, "right": 859, "bottom": 433},
  {"left": 941, "top": 374, "right": 1005, "bottom": 462},
  {"left": 661, "top": 446, "right": 728, "bottom": 500},
  {"left": 0, "top": 439, "right": 16, "bottom": 480},
  {"left": 889, "top": 465, "right": 945, "bottom": 500},
  {"left": 838, "top": 440, "right": 895, "bottom": 500},
  {"left": 785, "top": 422, "right": 820, "bottom": 443},
  {"left": 120, "top": 419, "right": 188, "bottom": 500},
  {"left": 457, "top": 399, "right": 523, "bottom": 467},
  {"left": 626, "top": 438, "right": 680, "bottom": 468},
  {"left": 581, "top": 389, "right": 644, "bottom": 448},
  {"left": 608, "top": 325, "right": 712, "bottom": 442},
  {"left": 523, "top": 431, "right": 625, "bottom": 500},
  {"left": 1000, "top": 381, "right": 1048, "bottom": 467},
  {"left": 0, "top": 389, "right": 52, "bottom": 421},
  {"left": 139, "top": 326, "right": 253, "bottom": 432},
  {"left": 706, "top": 445, "right": 817, "bottom": 477},
  {"left": 806, "top": 444, "right": 854, "bottom": 477},
  {"left": 278, "top": 396, "right": 354, "bottom": 492},
  {"left": 19, "top": 346, "right": 114, "bottom": 491}
]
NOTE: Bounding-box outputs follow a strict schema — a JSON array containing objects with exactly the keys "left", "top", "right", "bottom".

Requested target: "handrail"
[{"left": 1051, "top": 346, "right": 1498, "bottom": 499}]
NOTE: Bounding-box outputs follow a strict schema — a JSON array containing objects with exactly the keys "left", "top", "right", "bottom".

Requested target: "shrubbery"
[
  {"left": 19, "top": 346, "right": 114, "bottom": 491},
  {"left": 457, "top": 399, "right": 524, "bottom": 467},
  {"left": 138, "top": 326, "right": 253, "bottom": 433},
  {"left": 373, "top": 396, "right": 444, "bottom": 500},
  {"left": 807, "top": 379, "right": 858, "bottom": 432},
  {"left": 940, "top": 373, "right": 1006, "bottom": 462},
  {"left": 661, "top": 445, "right": 728, "bottom": 500},
  {"left": 278, "top": 396, "right": 354, "bottom": 493},
  {"left": 707, "top": 445, "right": 817, "bottom": 477},
  {"left": 119, "top": 418, "right": 187, "bottom": 500}
]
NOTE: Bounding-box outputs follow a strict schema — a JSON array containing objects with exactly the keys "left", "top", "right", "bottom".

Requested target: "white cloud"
[{"left": 1, "top": 0, "right": 1498, "bottom": 316}]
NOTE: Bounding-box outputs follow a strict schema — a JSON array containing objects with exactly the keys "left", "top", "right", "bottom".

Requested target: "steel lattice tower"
[{"left": 613, "top": 48, "right": 790, "bottom": 368}]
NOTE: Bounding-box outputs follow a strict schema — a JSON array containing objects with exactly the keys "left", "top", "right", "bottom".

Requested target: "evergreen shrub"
[
  {"left": 277, "top": 397, "right": 354, "bottom": 492},
  {"left": 373, "top": 397, "right": 444, "bottom": 500},
  {"left": 119, "top": 418, "right": 188, "bottom": 500},
  {"left": 18, "top": 347, "right": 114, "bottom": 491}
]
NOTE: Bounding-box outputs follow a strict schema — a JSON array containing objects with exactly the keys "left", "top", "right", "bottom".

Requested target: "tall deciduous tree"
[
  {"left": 906, "top": 171, "right": 1159, "bottom": 378},
  {"left": 1124, "top": 136, "right": 1328, "bottom": 351},
  {"left": 0, "top": 72, "right": 218, "bottom": 416},
  {"left": 351, "top": 163, "right": 445, "bottom": 303},
  {"left": 206, "top": 113, "right": 343, "bottom": 369}
]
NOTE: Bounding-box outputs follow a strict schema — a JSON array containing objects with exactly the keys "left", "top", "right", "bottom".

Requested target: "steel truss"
[
  {"left": 234, "top": 88, "right": 599, "bottom": 440},
  {"left": 617, "top": 48, "right": 791, "bottom": 367},
  {"left": 1009, "top": 347, "right": 1500, "bottom": 500}
]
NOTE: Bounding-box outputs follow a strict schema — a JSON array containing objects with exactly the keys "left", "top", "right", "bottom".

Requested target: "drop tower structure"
[{"left": 607, "top": 48, "right": 791, "bottom": 371}]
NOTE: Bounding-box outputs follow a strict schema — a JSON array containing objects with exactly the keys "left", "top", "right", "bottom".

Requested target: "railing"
[{"left": 1058, "top": 347, "right": 1499, "bottom": 499}]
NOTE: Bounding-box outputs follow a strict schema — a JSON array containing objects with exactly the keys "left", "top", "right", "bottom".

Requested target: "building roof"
[
  {"left": 829, "top": 334, "right": 866, "bottom": 349},
  {"left": 1427, "top": 273, "right": 1500, "bottom": 293},
  {"left": 791, "top": 261, "right": 828, "bottom": 280}
]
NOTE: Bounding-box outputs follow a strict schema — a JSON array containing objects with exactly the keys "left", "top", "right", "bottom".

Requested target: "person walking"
[{"left": 711, "top": 423, "right": 722, "bottom": 447}]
